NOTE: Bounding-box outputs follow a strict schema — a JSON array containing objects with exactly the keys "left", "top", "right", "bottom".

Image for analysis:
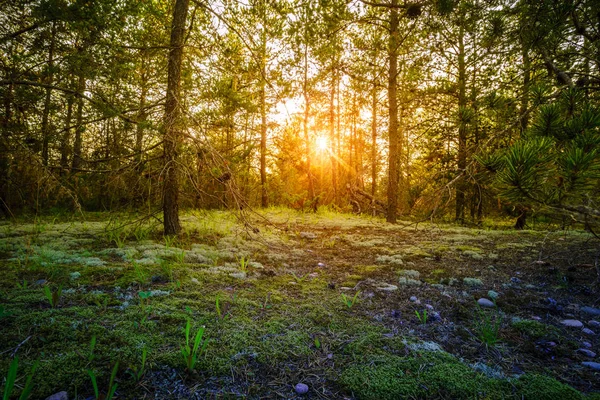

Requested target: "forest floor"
[{"left": 1, "top": 209, "right": 600, "bottom": 399}]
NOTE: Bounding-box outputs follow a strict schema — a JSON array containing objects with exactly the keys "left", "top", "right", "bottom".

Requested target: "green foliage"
[
  {"left": 474, "top": 306, "right": 502, "bottom": 347},
  {"left": 180, "top": 319, "right": 207, "bottom": 371},
  {"left": 0, "top": 306, "right": 12, "bottom": 319},
  {"left": 3, "top": 357, "right": 38, "bottom": 400},
  {"left": 341, "top": 291, "right": 360, "bottom": 308},
  {"left": 127, "top": 348, "right": 147, "bottom": 382},
  {"left": 88, "top": 362, "right": 119, "bottom": 400},
  {"left": 415, "top": 309, "right": 428, "bottom": 325},
  {"left": 43, "top": 285, "right": 63, "bottom": 308}
]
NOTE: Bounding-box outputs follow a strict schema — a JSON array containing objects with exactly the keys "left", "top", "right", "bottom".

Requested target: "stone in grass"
[
  {"left": 487, "top": 290, "right": 499, "bottom": 300},
  {"left": 477, "top": 298, "right": 495, "bottom": 308},
  {"left": 577, "top": 349, "right": 596, "bottom": 358},
  {"left": 70, "top": 272, "right": 81, "bottom": 281},
  {"left": 463, "top": 277, "right": 483, "bottom": 287},
  {"left": 300, "top": 232, "right": 317, "bottom": 240},
  {"left": 582, "top": 328, "right": 595, "bottom": 336},
  {"left": 410, "top": 296, "right": 418, "bottom": 302},
  {"left": 561, "top": 319, "right": 584, "bottom": 328},
  {"left": 589, "top": 320, "right": 600, "bottom": 328},
  {"left": 45, "top": 392, "right": 68, "bottom": 400},
  {"left": 376, "top": 283, "right": 398, "bottom": 292},
  {"left": 581, "top": 306, "right": 600, "bottom": 316},
  {"left": 582, "top": 361, "right": 600, "bottom": 370},
  {"left": 582, "top": 341, "right": 592, "bottom": 348},
  {"left": 398, "top": 277, "right": 421, "bottom": 286},
  {"left": 295, "top": 383, "right": 309, "bottom": 395}
]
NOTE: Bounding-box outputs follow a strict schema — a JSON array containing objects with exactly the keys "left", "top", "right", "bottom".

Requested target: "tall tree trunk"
[
  {"left": 329, "top": 57, "right": 338, "bottom": 204},
  {"left": 259, "top": 18, "right": 268, "bottom": 208},
  {"left": 41, "top": 22, "right": 56, "bottom": 166},
  {"left": 163, "top": 0, "right": 189, "bottom": 236},
  {"left": 71, "top": 73, "right": 86, "bottom": 171},
  {"left": 386, "top": 0, "right": 399, "bottom": 223},
  {"left": 520, "top": 44, "right": 530, "bottom": 133},
  {"left": 455, "top": 22, "right": 467, "bottom": 223},
  {"left": 303, "top": 26, "right": 315, "bottom": 207},
  {"left": 60, "top": 92, "right": 74, "bottom": 171},
  {"left": 0, "top": 75, "right": 12, "bottom": 217},
  {"left": 136, "top": 51, "right": 148, "bottom": 165},
  {"left": 371, "top": 53, "right": 378, "bottom": 197}
]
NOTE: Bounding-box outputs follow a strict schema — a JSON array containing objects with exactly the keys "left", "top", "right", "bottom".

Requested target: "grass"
[{"left": 0, "top": 209, "right": 597, "bottom": 398}]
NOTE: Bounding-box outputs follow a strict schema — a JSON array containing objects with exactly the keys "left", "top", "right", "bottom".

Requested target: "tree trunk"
[
  {"left": 41, "top": 22, "right": 56, "bottom": 166},
  {"left": 455, "top": 22, "right": 467, "bottom": 223},
  {"left": 71, "top": 73, "right": 86, "bottom": 171},
  {"left": 162, "top": 0, "right": 189, "bottom": 236},
  {"left": 386, "top": 0, "right": 399, "bottom": 223},
  {"left": 260, "top": 20, "right": 268, "bottom": 207},
  {"left": 136, "top": 51, "right": 148, "bottom": 165},
  {"left": 303, "top": 26, "right": 315, "bottom": 207},
  {"left": 329, "top": 57, "right": 338, "bottom": 204},
  {"left": 60, "top": 92, "right": 74, "bottom": 171},
  {"left": 520, "top": 44, "right": 530, "bottom": 133},
  {"left": 371, "top": 53, "right": 378, "bottom": 197}
]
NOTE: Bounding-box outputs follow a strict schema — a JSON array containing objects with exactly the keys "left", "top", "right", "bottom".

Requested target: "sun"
[{"left": 316, "top": 136, "right": 328, "bottom": 152}]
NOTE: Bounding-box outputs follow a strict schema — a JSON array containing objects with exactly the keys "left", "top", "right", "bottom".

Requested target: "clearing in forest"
[{"left": 1, "top": 209, "right": 599, "bottom": 399}]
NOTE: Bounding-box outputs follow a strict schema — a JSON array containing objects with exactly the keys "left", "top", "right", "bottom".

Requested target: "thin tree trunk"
[
  {"left": 386, "top": 0, "right": 399, "bottom": 223},
  {"left": 520, "top": 44, "right": 530, "bottom": 133},
  {"left": 455, "top": 22, "right": 467, "bottom": 223},
  {"left": 260, "top": 17, "right": 268, "bottom": 207},
  {"left": 71, "top": 73, "right": 86, "bottom": 171},
  {"left": 303, "top": 25, "right": 315, "bottom": 207},
  {"left": 162, "top": 0, "right": 189, "bottom": 236},
  {"left": 371, "top": 54, "right": 378, "bottom": 197},
  {"left": 60, "top": 92, "right": 73, "bottom": 171},
  {"left": 329, "top": 57, "right": 338, "bottom": 204},
  {"left": 41, "top": 22, "right": 56, "bottom": 166},
  {"left": 136, "top": 52, "right": 148, "bottom": 165}
]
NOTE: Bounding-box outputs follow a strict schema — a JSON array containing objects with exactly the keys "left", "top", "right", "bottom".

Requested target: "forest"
[{"left": 1, "top": 0, "right": 600, "bottom": 399}]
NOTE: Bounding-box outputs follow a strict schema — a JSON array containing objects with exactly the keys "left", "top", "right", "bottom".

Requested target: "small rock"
[
  {"left": 582, "top": 341, "right": 592, "bottom": 348},
  {"left": 532, "top": 316, "right": 541, "bottom": 321},
  {"left": 547, "top": 297, "right": 557, "bottom": 306},
  {"left": 582, "top": 328, "right": 595, "bottom": 336},
  {"left": 429, "top": 312, "right": 441, "bottom": 322},
  {"left": 45, "top": 392, "right": 68, "bottom": 400},
  {"left": 70, "top": 272, "right": 81, "bottom": 281},
  {"left": 191, "top": 278, "right": 199, "bottom": 284},
  {"left": 561, "top": 319, "right": 584, "bottom": 328},
  {"left": 300, "top": 232, "right": 317, "bottom": 240},
  {"left": 376, "top": 283, "right": 398, "bottom": 292},
  {"left": 478, "top": 298, "right": 495, "bottom": 308},
  {"left": 317, "top": 262, "right": 326, "bottom": 267},
  {"left": 425, "top": 304, "right": 434, "bottom": 310},
  {"left": 510, "top": 277, "right": 521, "bottom": 283},
  {"left": 487, "top": 290, "right": 499, "bottom": 300},
  {"left": 295, "top": 383, "right": 309, "bottom": 395},
  {"left": 589, "top": 320, "right": 600, "bottom": 328},
  {"left": 152, "top": 275, "right": 168, "bottom": 283},
  {"left": 35, "top": 279, "right": 47, "bottom": 286},
  {"left": 391, "top": 310, "right": 401, "bottom": 318},
  {"left": 410, "top": 296, "right": 418, "bottom": 302},
  {"left": 581, "top": 307, "right": 600, "bottom": 316},
  {"left": 582, "top": 361, "right": 600, "bottom": 370},
  {"left": 577, "top": 349, "right": 596, "bottom": 358}
]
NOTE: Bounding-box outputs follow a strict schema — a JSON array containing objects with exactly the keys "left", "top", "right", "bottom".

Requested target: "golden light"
[{"left": 316, "top": 136, "right": 328, "bottom": 152}]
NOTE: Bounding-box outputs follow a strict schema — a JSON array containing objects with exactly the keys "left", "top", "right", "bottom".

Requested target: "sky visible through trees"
[{"left": 1, "top": 0, "right": 600, "bottom": 232}]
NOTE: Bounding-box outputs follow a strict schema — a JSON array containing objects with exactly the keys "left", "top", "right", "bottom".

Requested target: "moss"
[
  {"left": 340, "top": 352, "right": 509, "bottom": 400},
  {"left": 515, "top": 374, "right": 583, "bottom": 400},
  {"left": 512, "top": 320, "right": 560, "bottom": 339}
]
